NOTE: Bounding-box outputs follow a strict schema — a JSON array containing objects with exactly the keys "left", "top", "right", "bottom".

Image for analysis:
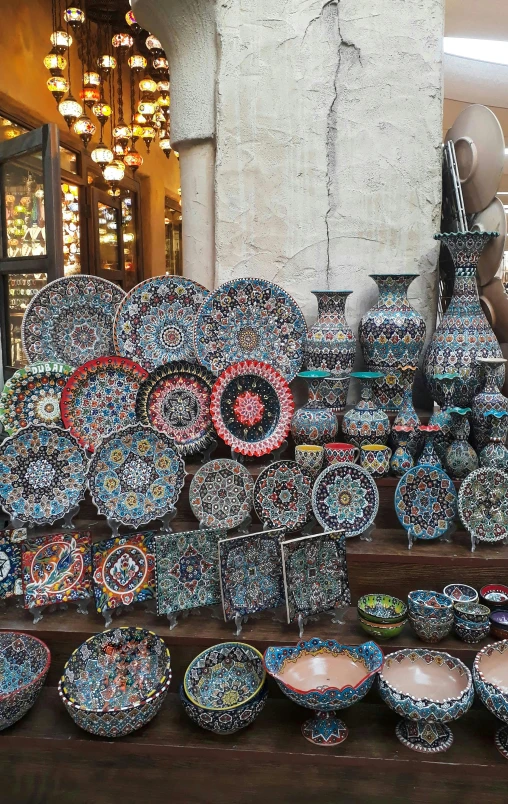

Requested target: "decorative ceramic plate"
[
  {"left": 22, "top": 531, "right": 92, "bottom": 609},
  {"left": 0, "top": 425, "right": 88, "bottom": 526},
  {"left": 113, "top": 275, "right": 209, "bottom": 371},
  {"left": 395, "top": 464, "right": 457, "bottom": 541},
  {"left": 136, "top": 361, "right": 216, "bottom": 457},
  {"left": 0, "top": 362, "right": 74, "bottom": 435},
  {"left": 312, "top": 463, "right": 379, "bottom": 537},
  {"left": 0, "top": 529, "right": 26, "bottom": 599},
  {"left": 60, "top": 356, "right": 148, "bottom": 452},
  {"left": 253, "top": 460, "right": 312, "bottom": 531},
  {"left": 189, "top": 459, "right": 254, "bottom": 529},
  {"left": 21, "top": 275, "right": 125, "bottom": 365},
  {"left": 210, "top": 360, "right": 294, "bottom": 457},
  {"left": 458, "top": 467, "right": 508, "bottom": 544},
  {"left": 92, "top": 532, "right": 156, "bottom": 614},
  {"left": 194, "top": 278, "right": 307, "bottom": 381},
  {"left": 87, "top": 424, "right": 186, "bottom": 528}
]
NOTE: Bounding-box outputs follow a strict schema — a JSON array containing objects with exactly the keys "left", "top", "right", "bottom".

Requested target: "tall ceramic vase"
[
  {"left": 471, "top": 357, "right": 508, "bottom": 451},
  {"left": 305, "top": 291, "right": 356, "bottom": 374},
  {"left": 291, "top": 371, "right": 338, "bottom": 446},
  {"left": 359, "top": 274, "right": 426, "bottom": 411},
  {"left": 342, "top": 371, "right": 390, "bottom": 447},
  {"left": 424, "top": 232, "right": 505, "bottom": 407}
]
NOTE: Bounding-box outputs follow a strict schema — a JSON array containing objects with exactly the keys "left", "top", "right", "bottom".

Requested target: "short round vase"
[
  {"left": 472, "top": 358, "right": 508, "bottom": 451},
  {"left": 359, "top": 274, "right": 426, "bottom": 411},
  {"left": 305, "top": 291, "right": 356, "bottom": 375},
  {"left": 342, "top": 372, "right": 390, "bottom": 448},
  {"left": 390, "top": 445, "right": 414, "bottom": 476},
  {"left": 291, "top": 372, "right": 338, "bottom": 446}
]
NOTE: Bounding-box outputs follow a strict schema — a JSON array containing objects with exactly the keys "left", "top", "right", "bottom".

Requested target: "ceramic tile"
[
  {"left": 92, "top": 532, "right": 156, "bottom": 614},
  {"left": 22, "top": 531, "right": 92, "bottom": 609}
]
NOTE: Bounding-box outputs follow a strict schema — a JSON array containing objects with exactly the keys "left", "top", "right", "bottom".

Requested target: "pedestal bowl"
[
  {"left": 0, "top": 632, "right": 50, "bottom": 730},
  {"left": 58, "top": 627, "right": 171, "bottom": 737},
  {"left": 378, "top": 649, "right": 474, "bottom": 753},
  {"left": 473, "top": 640, "right": 508, "bottom": 758},
  {"left": 264, "top": 637, "right": 383, "bottom": 746}
]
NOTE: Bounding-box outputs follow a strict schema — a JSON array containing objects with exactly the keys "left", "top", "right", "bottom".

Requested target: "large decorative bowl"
[
  {"left": 473, "top": 641, "right": 508, "bottom": 758},
  {"left": 184, "top": 642, "right": 265, "bottom": 712},
  {"left": 378, "top": 649, "right": 474, "bottom": 753},
  {"left": 0, "top": 632, "right": 50, "bottom": 730},
  {"left": 407, "top": 590, "right": 453, "bottom": 619},
  {"left": 264, "top": 637, "right": 383, "bottom": 746},
  {"left": 179, "top": 683, "right": 268, "bottom": 735},
  {"left": 58, "top": 627, "right": 171, "bottom": 737}
]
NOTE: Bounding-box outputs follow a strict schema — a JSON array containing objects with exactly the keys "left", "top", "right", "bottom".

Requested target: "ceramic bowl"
[
  {"left": 379, "top": 649, "right": 474, "bottom": 753},
  {"left": 473, "top": 640, "right": 508, "bottom": 758},
  {"left": 453, "top": 602, "right": 490, "bottom": 624},
  {"left": 443, "top": 584, "right": 478, "bottom": 604},
  {"left": 480, "top": 585, "right": 508, "bottom": 611},
  {"left": 357, "top": 594, "right": 407, "bottom": 624},
  {"left": 489, "top": 610, "right": 508, "bottom": 640},
  {"left": 408, "top": 612, "right": 453, "bottom": 643},
  {"left": 0, "top": 632, "right": 50, "bottom": 730},
  {"left": 408, "top": 591, "right": 453, "bottom": 619},
  {"left": 453, "top": 619, "right": 490, "bottom": 644},
  {"left": 184, "top": 642, "right": 265, "bottom": 711},
  {"left": 264, "top": 637, "right": 383, "bottom": 746},
  {"left": 59, "top": 627, "right": 171, "bottom": 737},
  {"left": 179, "top": 683, "right": 268, "bottom": 734},
  {"left": 358, "top": 616, "right": 407, "bottom": 640}
]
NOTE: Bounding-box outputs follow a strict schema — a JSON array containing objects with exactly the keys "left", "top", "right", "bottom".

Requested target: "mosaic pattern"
[
  {"left": 253, "top": 460, "right": 312, "bottom": 531},
  {"left": 194, "top": 278, "right": 307, "bottom": 382},
  {"left": 395, "top": 465, "right": 457, "bottom": 542},
  {"left": 458, "top": 467, "right": 508, "bottom": 545},
  {"left": 305, "top": 291, "right": 356, "bottom": 374},
  {"left": 342, "top": 372, "right": 390, "bottom": 447},
  {"left": 180, "top": 683, "right": 268, "bottom": 735},
  {"left": 0, "top": 529, "right": 26, "bottom": 599},
  {"left": 92, "top": 532, "right": 156, "bottom": 614},
  {"left": 210, "top": 360, "right": 294, "bottom": 457},
  {"left": 0, "top": 632, "right": 51, "bottom": 730},
  {"left": 136, "top": 361, "right": 216, "bottom": 457},
  {"left": 154, "top": 528, "right": 225, "bottom": 615},
  {"left": 312, "top": 463, "right": 379, "bottom": 537},
  {"left": 189, "top": 459, "right": 253, "bottom": 529},
  {"left": 22, "top": 531, "right": 92, "bottom": 609},
  {"left": 319, "top": 374, "right": 350, "bottom": 412},
  {"left": 473, "top": 642, "right": 508, "bottom": 748},
  {"left": 0, "top": 425, "right": 87, "bottom": 526},
  {"left": 281, "top": 531, "right": 351, "bottom": 623},
  {"left": 21, "top": 275, "right": 125, "bottom": 365},
  {"left": 471, "top": 359, "right": 508, "bottom": 451},
  {"left": 113, "top": 275, "right": 209, "bottom": 371},
  {"left": 87, "top": 424, "right": 186, "bottom": 528},
  {"left": 184, "top": 642, "right": 265, "bottom": 710},
  {"left": 219, "top": 529, "right": 285, "bottom": 621},
  {"left": 0, "top": 362, "right": 74, "bottom": 435},
  {"left": 291, "top": 372, "right": 338, "bottom": 446},
  {"left": 60, "top": 356, "right": 148, "bottom": 453}
]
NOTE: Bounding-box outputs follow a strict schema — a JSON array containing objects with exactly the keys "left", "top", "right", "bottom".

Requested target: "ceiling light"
[{"left": 444, "top": 38, "right": 508, "bottom": 66}]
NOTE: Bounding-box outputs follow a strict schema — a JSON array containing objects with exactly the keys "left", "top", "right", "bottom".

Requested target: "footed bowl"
[
  {"left": 179, "top": 683, "right": 268, "bottom": 734},
  {"left": 0, "top": 632, "right": 50, "bottom": 730},
  {"left": 264, "top": 637, "right": 383, "bottom": 746},
  {"left": 59, "top": 626, "right": 171, "bottom": 737},
  {"left": 473, "top": 640, "right": 508, "bottom": 758},
  {"left": 184, "top": 642, "right": 265, "bottom": 711},
  {"left": 378, "top": 649, "right": 474, "bottom": 753}
]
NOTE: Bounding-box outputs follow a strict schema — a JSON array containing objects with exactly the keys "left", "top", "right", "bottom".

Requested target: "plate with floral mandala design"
[
  {"left": 87, "top": 424, "right": 186, "bottom": 528},
  {"left": 0, "top": 425, "right": 87, "bottom": 526},
  {"left": 312, "top": 463, "right": 379, "bottom": 537},
  {"left": 0, "top": 361, "right": 74, "bottom": 435},
  {"left": 113, "top": 275, "right": 209, "bottom": 371},
  {"left": 21, "top": 275, "right": 125, "bottom": 365},
  {"left": 253, "top": 460, "right": 313, "bottom": 531},
  {"left": 210, "top": 360, "right": 294, "bottom": 457},
  {"left": 395, "top": 464, "right": 457, "bottom": 542},
  {"left": 193, "top": 278, "right": 307, "bottom": 381},
  {"left": 458, "top": 467, "right": 508, "bottom": 545},
  {"left": 61, "top": 356, "right": 148, "bottom": 452},
  {"left": 189, "top": 459, "right": 254, "bottom": 530},
  {"left": 136, "top": 360, "right": 216, "bottom": 457}
]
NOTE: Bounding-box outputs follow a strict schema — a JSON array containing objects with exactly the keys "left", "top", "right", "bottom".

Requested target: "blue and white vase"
[
  {"left": 479, "top": 410, "right": 508, "bottom": 469},
  {"left": 445, "top": 407, "right": 478, "bottom": 479},
  {"left": 342, "top": 371, "right": 390, "bottom": 447},
  {"left": 417, "top": 425, "right": 442, "bottom": 468},
  {"left": 428, "top": 372, "right": 461, "bottom": 462},
  {"left": 472, "top": 357, "right": 508, "bottom": 452},
  {"left": 291, "top": 371, "right": 338, "bottom": 446},
  {"left": 305, "top": 291, "right": 356, "bottom": 374}
]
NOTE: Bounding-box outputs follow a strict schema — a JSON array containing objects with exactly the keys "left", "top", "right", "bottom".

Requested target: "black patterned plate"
[
  {"left": 312, "top": 463, "right": 379, "bottom": 537},
  {"left": 253, "top": 461, "right": 312, "bottom": 531}
]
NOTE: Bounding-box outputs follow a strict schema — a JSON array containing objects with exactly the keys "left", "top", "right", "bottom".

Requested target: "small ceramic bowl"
[
  {"left": 453, "top": 602, "right": 491, "bottom": 624},
  {"left": 179, "top": 683, "right": 268, "bottom": 734},
  {"left": 359, "top": 616, "right": 407, "bottom": 640},
  {"left": 454, "top": 619, "right": 490, "bottom": 644},
  {"left": 408, "top": 612, "right": 453, "bottom": 643},
  {"left": 0, "top": 632, "right": 51, "bottom": 731},
  {"left": 443, "top": 584, "right": 478, "bottom": 604},
  {"left": 408, "top": 590, "right": 453, "bottom": 619},
  {"left": 184, "top": 642, "right": 265, "bottom": 711},
  {"left": 489, "top": 610, "right": 508, "bottom": 640},
  {"left": 357, "top": 594, "right": 407, "bottom": 624},
  {"left": 480, "top": 585, "right": 508, "bottom": 610}
]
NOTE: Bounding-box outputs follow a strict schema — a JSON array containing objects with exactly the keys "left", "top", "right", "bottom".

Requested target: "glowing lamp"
[
  {"left": 84, "top": 71, "right": 101, "bottom": 87},
  {"left": 47, "top": 75, "right": 69, "bottom": 103},
  {"left": 50, "top": 30, "right": 72, "bottom": 53},
  {"left": 153, "top": 57, "right": 169, "bottom": 72},
  {"left": 80, "top": 87, "right": 100, "bottom": 107},
  {"left": 124, "top": 149, "right": 143, "bottom": 172},
  {"left": 58, "top": 95, "right": 83, "bottom": 128},
  {"left": 112, "top": 33, "right": 133, "bottom": 48},
  {"left": 103, "top": 159, "right": 125, "bottom": 187},
  {"left": 128, "top": 55, "right": 147, "bottom": 71},
  {"left": 91, "top": 143, "right": 114, "bottom": 168},
  {"left": 138, "top": 100, "right": 155, "bottom": 119},
  {"left": 125, "top": 10, "right": 140, "bottom": 31},
  {"left": 44, "top": 51, "right": 66, "bottom": 75},
  {"left": 73, "top": 114, "right": 96, "bottom": 147},
  {"left": 92, "top": 102, "right": 112, "bottom": 125},
  {"left": 146, "top": 35, "right": 163, "bottom": 52},
  {"left": 142, "top": 126, "right": 156, "bottom": 152},
  {"left": 159, "top": 137, "right": 171, "bottom": 158},
  {"left": 97, "top": 55, "right": 116, "bottom": 72},
  {"left": 131, "top": 123, "right": 144, "bottom": 141},
  {"left": 157, "top": 80, "right": 170, "bottom": 92},
  {"left": 113, "top": 121, "right": 132, "bottom": 146},
  {"left": 64, "top": 8, "right": 85, "bottom": 27},
  {"left": 139, "top": 78, "right": 157, "bottom": 95}
]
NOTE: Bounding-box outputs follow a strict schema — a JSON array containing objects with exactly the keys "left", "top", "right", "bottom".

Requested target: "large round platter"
[
  {"left": 395, "top": 464, "right": 457, "bottom": 541},
  {"left": 458, "top": 467, "right": 508, "bottom": 544},
  {"left": 21, "top": 275, "right": 125, "bottom": 365},
  {"left": 136, "top": 361, "right": 215, "bottom": 457},
  {"left": 189, "top": 458, "right": 254, "bottom": 529},
  {"left": 60, "top": 356, "right": 148, "bottom": 452},
  {"left": 0, "top": 424, "right": 87, "bottom": 526},
  {"left": 311, "top": 463, "right": 379, "bottom": 537},
  {"left": 194, "top": 278, "right": 307, "bottom": 381},
  {"left": 113, "top": 276, "right": 209, "bottom": 371},
  {"left": 87, "top": 424, "right": 186, "bottom": 527},
  {"left": 253, "top": 460, "right": 312, "bottom": 531},
  {"left": 210, "top": 360, "right": 294, "bottom": 457},
  {"left": 0, "top": 361, "right": 74, "bottom": 435}
]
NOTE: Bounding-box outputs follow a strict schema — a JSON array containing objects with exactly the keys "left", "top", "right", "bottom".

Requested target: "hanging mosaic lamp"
[
  {"left": 152, "top": 57, "right": 169, "bottom": 72},
  {"left": 50, "top": 30, "right": 72, "bottom": 54},
  {"left": 91, "top": 141, "right": 114, "bottom": 168},
  {"left": 159, "top": 135, "right": 171, "bottom": 158},
  {"left": 141, "top": 125, "right": 156, "bottom": 152},
  {"left": 92, "top": 101, "right": 112, "bottom": 127},
  {"left": 103, "top": 159, "right": 125, "bottom": 189},
  {"left": 113, "top": 121, "right": 132, "bottom": 148},
  {"left": 112, "top": 33, "right": 133, "bottom": 49},
  {"left": 80, "top": 86, "right": 100, "bottom": 107},
  {"left": 97, "top": 54, "right": 116, "bottom": 73},
  {"left": 146, "top": 34, "right": 164, "bottom": 54},
  {"left": 64, "top": 7, "right": 85, "bottom": 30},
  {"left": 47, "top": 75, "right": 69, "bottom": 104},
  {"left": 84, "top": 71, "right": 101, "bottom": 87},
  {"left": 128, "top": 54, "right": 147, "bottom": 71},
  {"left": 124, "top": 148, "right": 143, "bottom": 173},
  {"left": 58, "top": 95, "right": 83, "bottom": 128},
  {"left": 125, "top": 10, "right": 141, "bottom": 33},
  {"left": 44, "top": 49, "right": 67, "bottom": 75},
  {"left": 73, "top": 113, "right": 96, "bottom": 148},
  {"left": 138, "top": 100, "right": 156, "bottom": 120}
]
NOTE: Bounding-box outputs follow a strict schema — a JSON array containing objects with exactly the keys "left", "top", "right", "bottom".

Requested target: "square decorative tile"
[
  {"left": 0, "top": 528, "right": 26, "bottom": 599},
  {"left": 219, "top": 528, "right": 285, "bottom": 621},
  {"left": 281, "top": 530, "right": 351, "bottom": 623},
  {"left": 155, "top": 528, "right": 226, "bottom": 616},
  {"left": 92, "top": 532, "right": 156, "bottom": 615},
  {"left": 22, "top": 531, "right": 92, "bottom": 609}
]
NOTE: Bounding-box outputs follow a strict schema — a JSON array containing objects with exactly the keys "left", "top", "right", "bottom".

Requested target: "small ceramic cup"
[
  {"left": 295, "top": 444, "right": 324, "bottom": 477},
  {"left": 323, "top": 442, "right": 359, "bottom": 466},
  {"left": 360, "top": 444, "right": 392, "bottom": 478}
]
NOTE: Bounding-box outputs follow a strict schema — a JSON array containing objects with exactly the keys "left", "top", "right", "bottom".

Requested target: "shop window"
[
  {"left": 165, "top": 196, "right": 182, "bottom": 275},
  {"left": 4, "top": 151, "right": 46, "bottom": 258},
  {"left": 62, "top": 183, "right": 81, "bottom": 275},
  {"left": 7, "top": 273, "right": 47, "bottom": 367}
]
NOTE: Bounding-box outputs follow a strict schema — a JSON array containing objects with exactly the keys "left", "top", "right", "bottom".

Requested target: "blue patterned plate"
[
  {"left": 254, "top": 460, "right": 312, "bottom": 531},
  {"left": 312, "top": 463, "right": 379, "bottom": 537},
  {"left": 395, "top": 464, "right": 457, "bottom": 543},
  {"left": 0, "top": 362, "right": 74, "bottom": 435},
  {"left": 458, "top": 467, "right": 508, "bottom": 546},
  {"left": 189, "top": 459, "right": 253, "bottom": 530}
]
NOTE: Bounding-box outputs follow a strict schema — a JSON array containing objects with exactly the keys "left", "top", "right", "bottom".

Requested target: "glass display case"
[{"left": 165, "top": 196, "right": 182, "bottom": 275}]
